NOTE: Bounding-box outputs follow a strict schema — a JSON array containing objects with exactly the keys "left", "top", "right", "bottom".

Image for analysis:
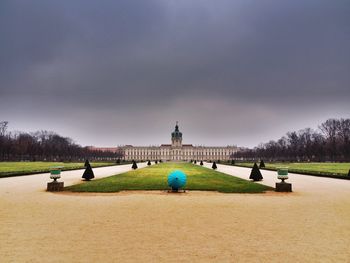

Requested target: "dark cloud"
[{"left": 1, "top": 0, "right": 349, "bottom": 147}]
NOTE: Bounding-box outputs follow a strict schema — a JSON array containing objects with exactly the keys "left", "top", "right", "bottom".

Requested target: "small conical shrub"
[
  {"left": 250, "top": 163, "right": 263, "bottom": 181},
  {"left": 147, "top": 160, "right": 151, "bottom": 166},
  {"left": 132, "top": 160, "right": 138, "bottom": 170},
  {"left": 116, "top": 159, "right": 121, "bottom": 164},
  {"left": 231, "top": 160, "right": 235, "bottom": 165},
  {"left": 200, "top": 161, "right": 203, "bottom": 166},
  {"left": 159, "top": 160, "right": 162, "bottom": 163},
  {"left": 194, "top": 160, "right": 197, "bottom": 164},
  {"left": 212, "top": 162, "right": 217, "bottom": 170},
  {"left": 155, "top": 160, "right": 158, "bottom": 164},
  {"left": 348, "top": 169, "right": 350, "bottom": 176},
  {"left": 259, "top": 160, "right": 265, "bottom": 168},
  {"left": 82, "top": 162, "right": 94, "bottom": 181}
]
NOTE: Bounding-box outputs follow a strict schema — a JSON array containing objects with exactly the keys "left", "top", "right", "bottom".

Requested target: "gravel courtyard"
[{"left": 1, "top": 162, "right": 349, "bottom": 262}]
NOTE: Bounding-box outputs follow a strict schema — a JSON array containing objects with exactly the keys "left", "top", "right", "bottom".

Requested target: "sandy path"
[
  {"left": 202, "top": 162, "right": 350, "bottom": 193},
  {"left": 1, "top": 162, "right": 350, "bottom": 262}
]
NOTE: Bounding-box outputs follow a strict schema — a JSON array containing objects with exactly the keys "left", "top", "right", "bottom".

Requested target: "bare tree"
[
  {"left": 319, "top": 119, "right": 340, "bottom": 161},
  {"left": 337, "top": 119, "right": 350, "bottom": 158},
  {"left": 234, "top": 118, "right": 350, "bottom": 162},
  {"left": 0, "top": 121, "right": 8, "bottom": 137},
  {"left": 0, "top": 123, "right": 125, "bottom": 161}
]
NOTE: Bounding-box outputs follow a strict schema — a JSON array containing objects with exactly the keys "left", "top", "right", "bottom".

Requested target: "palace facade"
[{"left": 121, "top": 123, "right": 237, "bottom": 161}]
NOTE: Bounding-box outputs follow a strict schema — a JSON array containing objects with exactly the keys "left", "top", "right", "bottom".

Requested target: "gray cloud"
[{"left": 1, "top": 0, "right": 349, "bottom": 147}]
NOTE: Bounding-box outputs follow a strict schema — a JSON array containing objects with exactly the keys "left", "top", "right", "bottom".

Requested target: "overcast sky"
[{"left": 1, "top": 0, "right": 349, "bottom": 147}]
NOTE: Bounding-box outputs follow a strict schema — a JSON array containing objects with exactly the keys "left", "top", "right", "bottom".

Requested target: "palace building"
[{"left": 121, "top": 123, "right": 237, "bottom": 161}]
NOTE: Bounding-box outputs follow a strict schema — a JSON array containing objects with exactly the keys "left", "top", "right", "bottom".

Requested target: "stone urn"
[
  {"left": 276, "top": 167, "right": 292, "bottom": 192},
  {"left": 47, "top": 166, "right": 64, "bottom": 191}
]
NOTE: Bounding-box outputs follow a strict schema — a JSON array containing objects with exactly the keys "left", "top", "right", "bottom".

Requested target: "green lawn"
[
  {"left": 65, "top": 162, "right": 272, "bottom": 193},
  {"left": 0, "top": 161, "right": 117, "bottom": 178},
  {"left": 234, "top": 162, "right": 350, "bottom": 177}
]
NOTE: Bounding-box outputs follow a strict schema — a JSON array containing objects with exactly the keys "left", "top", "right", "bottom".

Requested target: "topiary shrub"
[
  {"left": 249, "top": 163, "right": 263, "bottom": 181},
  {"left": 116, "top": 159, "right": 121, "bottom": 164},
  {"left": 194, "top": 160, "right": 197, "bottom": 164},
  {"left": 147, "top": 160, "right": 151, "bottom": 166},
  {"left": 259, "top": 160, "right": 265, "bottom": 168},
  {"left": 212, "top": 162, "right": 217, "bottom": 170},
  {"left": 132, "top": 160, "right": 138, "bottom": 170},
  {"left": 155, "top": 160, "right": 158, "bottom": 164},
  {"left": 231, "top": 160, "right": 235, "bottom": 165},
  {"left": 348, "top": 169, "right": 350, "bottom": 176},
  {"left": 200, "top": 161, "right": 203, "bottom": 166},
  {"left": 82, "top": 160, "right": 94, "bottom": 181}
]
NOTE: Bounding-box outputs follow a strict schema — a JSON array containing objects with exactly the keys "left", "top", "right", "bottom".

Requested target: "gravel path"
[
  {"left": 1, "top": 162, "right": 349, "bottom": 262},
  {"left": 202, "top": 162, "right": 350, "bottom": 193},
  {"left": 0, "top": 162, "right": 148, "bottom": 192}
]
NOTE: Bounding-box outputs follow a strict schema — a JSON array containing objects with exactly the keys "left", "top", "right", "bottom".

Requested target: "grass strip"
[
  {"left": 231, "top": 162, "right": 350, "bottom": 180},
  {"left": 65, "top": 162, "right": 273, "bottom": 193},
  {"left": 0, "top": 162, "right": 129, "bottom": 178}
]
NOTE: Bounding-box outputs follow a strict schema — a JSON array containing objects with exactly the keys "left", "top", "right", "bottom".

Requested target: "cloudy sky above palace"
[{"left": 1, "top": 0, "right": 349, "bottom": 147}]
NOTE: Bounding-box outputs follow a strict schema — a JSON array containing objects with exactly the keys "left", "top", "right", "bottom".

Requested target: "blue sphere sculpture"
[{"left": 168, "top": 170, "right": 187, "bottom": 192}]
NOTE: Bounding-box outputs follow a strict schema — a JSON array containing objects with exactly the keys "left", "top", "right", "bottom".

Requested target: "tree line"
[
  {"left": 0, "top": 121, "right": 124, "bottom": 162},
  {"left": 233, "top": 118, "right": 350, "bottom": 162}
]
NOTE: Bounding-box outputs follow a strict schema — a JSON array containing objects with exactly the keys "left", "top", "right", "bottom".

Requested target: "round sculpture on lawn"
[{"left": 168, "top": 170, "right": 187, "bottom": 192}]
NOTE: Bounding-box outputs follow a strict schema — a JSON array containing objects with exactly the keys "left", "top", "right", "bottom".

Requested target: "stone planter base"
[
  {"left": 275, "top": 182, "right": 292, "bottom": 192},
  {"left": 47, "top": 181, "right": 64, "bottom": 192}
]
